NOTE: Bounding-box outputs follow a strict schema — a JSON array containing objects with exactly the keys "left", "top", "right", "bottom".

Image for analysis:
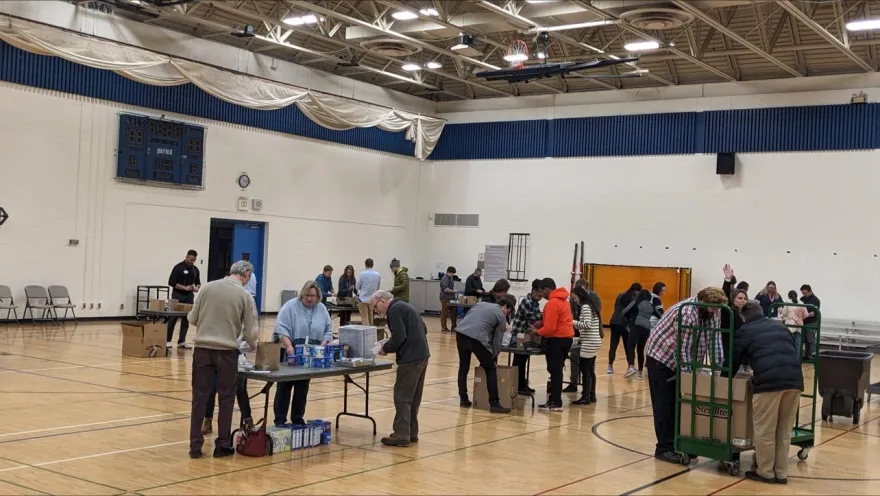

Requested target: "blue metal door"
[{"left": 232, "top": 222, "right": 265, "bottom": 311}]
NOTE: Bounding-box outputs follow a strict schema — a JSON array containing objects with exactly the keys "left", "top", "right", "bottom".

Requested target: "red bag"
[{"left": 233, "top": 418, "right": 273, "bottom": 457}]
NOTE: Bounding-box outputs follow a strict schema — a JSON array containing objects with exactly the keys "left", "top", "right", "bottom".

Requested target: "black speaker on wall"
[{"left": 716, "top": 152, "right": 736, "bottom": 175}]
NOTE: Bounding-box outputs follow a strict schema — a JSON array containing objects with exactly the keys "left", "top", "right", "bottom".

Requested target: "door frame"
[{"left": 210, "top": 217, "right": 267, "bottom": 311}]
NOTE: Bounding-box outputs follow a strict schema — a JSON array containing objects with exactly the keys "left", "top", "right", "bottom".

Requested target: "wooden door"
[{"left": 585, "top": 264, "right": 692, "bottom": 325}]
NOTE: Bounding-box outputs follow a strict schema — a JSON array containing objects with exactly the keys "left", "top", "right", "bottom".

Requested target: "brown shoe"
[{"left": 201, "top": 418, "right": 212, "bottom": 435}]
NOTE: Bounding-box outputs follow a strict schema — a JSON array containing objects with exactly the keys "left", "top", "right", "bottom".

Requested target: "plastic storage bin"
[{"left": 818, "top": 350, "right": 873, "bottom": 424}]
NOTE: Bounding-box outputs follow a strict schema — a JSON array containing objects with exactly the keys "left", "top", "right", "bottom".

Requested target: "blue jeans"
[{"left": 793, "top": 332, "right": 803, "bottom": 361}]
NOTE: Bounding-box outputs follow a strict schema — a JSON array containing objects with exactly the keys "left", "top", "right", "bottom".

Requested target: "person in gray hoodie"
[
  {"left": 454, "top": 295, "right": 518, "bottom": 413},
  {"left": 622, "top": 289, "right": 661, "bottom": 379}
]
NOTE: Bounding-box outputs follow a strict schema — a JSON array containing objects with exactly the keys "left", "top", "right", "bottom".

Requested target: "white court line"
[
  {"left": 0, "top": 359, "right": 159, "bottom": 374},
  {"left": 0, "top": 395, "right": 460, "bottom": 473},
  {"left": 0, "top": 411, "right": 189, "bottom": 438}
]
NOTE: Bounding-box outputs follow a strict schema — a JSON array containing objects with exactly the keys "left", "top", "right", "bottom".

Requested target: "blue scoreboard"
[{"left": 116, "top": 113, "right": 205, "bottom": 188}]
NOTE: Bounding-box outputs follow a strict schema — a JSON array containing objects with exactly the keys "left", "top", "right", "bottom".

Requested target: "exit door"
[{"left": 232, "top": 222, "right": 265, "bottom": 311}]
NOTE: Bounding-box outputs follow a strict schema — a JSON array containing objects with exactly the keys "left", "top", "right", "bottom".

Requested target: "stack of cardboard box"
[{"left": 679, "top": 370, "right": 754, "bottom": 448}]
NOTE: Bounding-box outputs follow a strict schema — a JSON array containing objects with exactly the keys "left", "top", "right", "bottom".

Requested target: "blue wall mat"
[
  {"left": 551, "top": 112, "right": 697, "bottom": 157},
  {"left": 430, "top": 119, "right": 548, "bottom": 160},
  {"left": 0, "top": 40, "right": 416, "bottom": 157}
]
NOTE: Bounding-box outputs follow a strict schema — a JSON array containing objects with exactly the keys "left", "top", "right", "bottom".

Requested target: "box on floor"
[
  {"left": 121, "top": 322, "right": 165, "bottom": 357},
  {"left": 473, "top": 365, "right": 519, "bottom": 410},
  {"left": 679, "top": 370, "right": 754, "bottom": 448}
]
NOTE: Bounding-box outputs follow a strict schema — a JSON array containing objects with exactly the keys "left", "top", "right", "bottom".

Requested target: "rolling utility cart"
[
  {"left": 674, "top": 301, "right": 744, "bottom": 475},
  {"left": 771, "top": 302, "right": 821, "bottom": 461}
]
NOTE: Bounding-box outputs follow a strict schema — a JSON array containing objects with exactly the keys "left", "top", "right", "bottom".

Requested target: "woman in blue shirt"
[{"left": 273, "top": 280, "right": 333, "bottom": 426}]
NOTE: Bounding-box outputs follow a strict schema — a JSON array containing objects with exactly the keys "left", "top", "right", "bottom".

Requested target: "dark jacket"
[
  {"left": 382, "top": 299, "right": 430, "bottom": 364},
  {"left": 801, "top": 294, "right": 821, "bottom": 325},
  {"left": 338, "top": 276, "right": 356, "bottom": 298},
  {"left": 464, "top": 274, "right": 484, "bottom": 297},
  {"left": 726, "top": 316, "right": 804, "bottom": 394},
  {"left": 756, "top": 293, "right": 784, "bottom": 318},
  {"left": 610, "top": 291, "right": 637, "bottom": 326}
]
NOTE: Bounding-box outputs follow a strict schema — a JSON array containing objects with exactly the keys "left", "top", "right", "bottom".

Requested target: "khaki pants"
[
  {"left": 752, "top": 389, "right": 800, "bottom": 480},
  {"left": 357, "top": 302, "right": 374, "bottom": 326}
]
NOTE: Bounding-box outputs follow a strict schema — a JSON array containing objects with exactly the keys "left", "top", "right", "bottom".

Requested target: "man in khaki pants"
[
  {"left": 726, "top": 301, "right": 804, "bottom": 484},
  {"left": 355, "top": 258, "right": 381, "bottom": 325}
]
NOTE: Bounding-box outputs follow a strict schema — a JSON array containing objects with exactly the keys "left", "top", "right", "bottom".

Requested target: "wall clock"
[{"left": 238, "top": 173, "right": 250, "bottom": 189}]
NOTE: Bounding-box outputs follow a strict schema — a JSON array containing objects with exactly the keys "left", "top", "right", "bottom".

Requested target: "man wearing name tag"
[{"left": 167, "top": 249, "right": 201, "bottom": 349}]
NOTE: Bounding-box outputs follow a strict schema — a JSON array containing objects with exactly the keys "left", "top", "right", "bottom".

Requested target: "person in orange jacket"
[{"left": 533, "top": 278, "right": 575, "bottom": 412}]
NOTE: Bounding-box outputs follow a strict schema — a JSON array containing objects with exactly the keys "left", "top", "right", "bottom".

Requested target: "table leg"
[
  {"left": 335, "top": 372, "right": 378, "bottom": 436},
  {"left": 257, "top": 382, "right": 273, "bottom": 426}
]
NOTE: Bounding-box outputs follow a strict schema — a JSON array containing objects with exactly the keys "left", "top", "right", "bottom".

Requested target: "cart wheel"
[
  {"left": 679, "top": 453, "right": 691, "bottom": 465},
  {"left": 797, "top": 448, "right": 809, "bottom": 461},
  {"left": 727, "top": 461, "right": 740, "bottom": 476}
]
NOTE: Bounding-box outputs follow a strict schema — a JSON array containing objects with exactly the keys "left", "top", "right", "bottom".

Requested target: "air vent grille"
[{"left": 433, "top": 213, "right": 479, "bottom": 227}]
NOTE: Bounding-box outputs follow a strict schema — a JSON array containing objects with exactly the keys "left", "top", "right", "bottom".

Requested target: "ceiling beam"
[
  {"left": 670, "top": 0, "right": 802, "bottom": 77},
  {"left": 776, "top": 0, "right": 874, "bottom": 72},
  {"left": 568, "top": 0, "right": 736, "bottom": 82}
]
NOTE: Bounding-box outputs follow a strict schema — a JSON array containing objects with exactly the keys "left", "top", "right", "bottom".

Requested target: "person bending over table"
[
  {"left": 187, "top": 260, "right": 257, "bottom": 459},
  {"left": 455, "top": 295, "right": 517, "bottom": 413},
  {"left": 371, "top": 291, "right": 430, "bottom": 447},
  {"left": 273, "top": 280, "right": 333, "bottom": 426},
  {"left": 508, "top": 279, "right": 544, "bottom": 394},
  {"left": 167, "top": 249, "right": 201, "bottom": 349}
]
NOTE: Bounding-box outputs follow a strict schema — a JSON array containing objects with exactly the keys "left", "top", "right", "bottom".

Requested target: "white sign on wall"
[{"left": 237, "top": 197, "right": 249, "bottom": 211}]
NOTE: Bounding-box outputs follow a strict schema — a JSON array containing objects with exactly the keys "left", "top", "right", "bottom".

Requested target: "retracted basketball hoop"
[{"left": 504, "top": 39, "right": 530, "bottom": 69}]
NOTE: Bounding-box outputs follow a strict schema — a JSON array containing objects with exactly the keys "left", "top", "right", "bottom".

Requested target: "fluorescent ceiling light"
[
  {"left": 451, "top": 44, "right": 468, "bottom": 50},
  {"left": 392, "top": 11, "right": 419, "bottom": 20},
  {"left": 503, "top": 53, "right": 529, "bottom": 62},
  {"left": 536, "top": 51, "right": 546, "bottom": 59},
  {"left": 846, "top": 19, "right": 880, "bottom": 31},
  {"left": 419, "top": 8, "right": 439, "bottom": 16},
  {"left": 451, "top": 34, "right": 476, "bottom": 51},
  {"left": 401, "top": 63, "right": 422, "bottom": 71},
  {"left": 525, "top": 0, "right": 561, "bottom": 3},
  {"left": 283, "top": 14, "right": 319, "bottom": 26},
  {"left": 525, "top": 20, "right": 615, "bottom": 33},
  {"left": 624, "top": 40, "right": 660, "bottom": 51},
  {"left": 426, "top": 61, "right": 443, "bottom": 69}
]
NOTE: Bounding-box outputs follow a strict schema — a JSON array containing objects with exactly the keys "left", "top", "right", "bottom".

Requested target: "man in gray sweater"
[
  {"left": 187, "top": 260, "right": 258, "bottom": 459},
  {"left": 371, "top": 291, "right": 430, "bottom": 447}
]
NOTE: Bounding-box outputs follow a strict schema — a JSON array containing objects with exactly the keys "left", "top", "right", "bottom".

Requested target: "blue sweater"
[
  {"left": 315, "top": 273, "right": 334, "bottom": 299},
  {"left": 274, "top": 298, "right": 333, "bottom": 344}
]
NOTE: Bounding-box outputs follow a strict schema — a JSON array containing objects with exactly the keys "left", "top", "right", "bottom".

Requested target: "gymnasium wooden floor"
[{"left": 1, "top": 317, "right": 879, "bottom": 496}]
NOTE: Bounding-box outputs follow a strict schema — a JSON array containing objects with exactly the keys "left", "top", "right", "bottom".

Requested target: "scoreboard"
[{"left": 116, "top": 113, "right": 205, "bottom": 188}]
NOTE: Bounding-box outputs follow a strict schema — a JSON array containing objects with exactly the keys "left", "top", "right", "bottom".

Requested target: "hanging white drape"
[{"left": 0, "top": 16, "right": 445, "bottom": 159}]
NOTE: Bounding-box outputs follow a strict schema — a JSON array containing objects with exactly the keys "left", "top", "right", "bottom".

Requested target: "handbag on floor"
[{"left": 233, "top": 417, "right": 273, "bottom": 457}]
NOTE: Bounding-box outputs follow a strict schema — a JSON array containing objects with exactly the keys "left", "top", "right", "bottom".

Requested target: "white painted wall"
[
  {"left": 0, "top": 81, "right": 420, "bottom": 316},
  {"left": 421, "top": 152, "right": 880, "bottom": 321}
]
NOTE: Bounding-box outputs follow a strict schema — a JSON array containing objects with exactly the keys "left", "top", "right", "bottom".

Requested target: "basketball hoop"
[{"left": 504, "top": 39, "right": 530, "bottom": 69}]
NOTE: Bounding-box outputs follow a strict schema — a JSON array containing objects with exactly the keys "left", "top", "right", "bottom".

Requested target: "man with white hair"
[
  {"left": 370, "top": 290, "right": 430, "bottom": 447},
  {"left": 187, "top": 260, "right": 258, "bottom": 459}
]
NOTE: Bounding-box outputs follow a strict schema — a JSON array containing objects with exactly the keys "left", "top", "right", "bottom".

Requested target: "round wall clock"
[{"left": 237, "top": 173, "right": 250, "bottom": 189}]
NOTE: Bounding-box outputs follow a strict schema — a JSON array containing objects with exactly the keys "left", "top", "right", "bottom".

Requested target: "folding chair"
[
  {"left": 0, "top": 285, "right": 19, "bottom": 327},
  {"left": 24, "top": 285, "right": 56, "bottom": 327},
  {"left": 48, "top": 285, "right": 78, "bottom": 326}
]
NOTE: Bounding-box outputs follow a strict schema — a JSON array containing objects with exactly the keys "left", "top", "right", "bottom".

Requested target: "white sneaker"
[
  {"left": 606, "top": 366, "right": 614, "bottom": 375},
  {"left": 624, "top": 367, "right": 638, "bottom": 379},
  {"left": 636, "top": 372, "right": 643, "bottom": 380},
  {"left": 178, "top": 342, "right": 193, "bottom": 349},
  {"left": 166, "top": 341, "right": 173, "bottom": 348}
]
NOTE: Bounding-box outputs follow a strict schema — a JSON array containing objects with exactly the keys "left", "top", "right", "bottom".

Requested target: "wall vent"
[{"left": 433, "top": 213, "right": 479, "bottom": 227}]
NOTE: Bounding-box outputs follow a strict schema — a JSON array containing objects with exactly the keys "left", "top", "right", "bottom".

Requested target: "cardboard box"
[
  {"left": 461, "top": 296, "right": 478, "bottom": 305},
  {"left": 473, "top": 365, "right": 519, "bottom": 410},
  {"left": 173, "top": 302, "right": 193, "bottom": 313},
  {"left": 148, "top": 299, "right": 178, "bottom": 311},
  {"left": 339, "top": 325, "right": 378, "bottom": 358},
  {"left": 121, "top": 322, "right": 166, "bottom": 358},
  {"left": 266, "top": 426, "right": 292, "bottom": 454},
  {"left": 515, "top": 331, "right": 543, "bottom": 347},
  {"left": 679, "top": 371, "right": 754, "bottom": 448}
]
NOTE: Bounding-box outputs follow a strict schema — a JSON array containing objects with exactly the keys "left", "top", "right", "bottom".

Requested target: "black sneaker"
[
  {"left": 655, "top": 451, "right": 681, "bottom": 464},
  {"left": 410, "top": 437, "right": 419, "bottom": 443},
  {"left": 572, "top": 397, "right": 591, "bottom": 405},
  {"left": 489, "top": 403, "right": 511, "bottom": 414},
  {"left": 538, "top": 402, "right": 563, "bottom": 412},
  {"left": 441, "top": 328, "right": 450, "bottom": 333},
  {"left": 745, "top": 471, "right": 776, "bottom": 484},
  {"left": 590, "top": 395, "right": 598, "bottom": 403},
  {"left": 563, "top": 384, "right": 578, "bottom": 393},
  {"left": 381, "top": 436, "right": 410, "bottom": 447},
  {"left": 518, "top": 389, "right": 534, "bottom": 395},
  {"left": 775, "top": 478, "right": 788, "bottom": 485},
  {"left": 213, "top": 446, "right": 235, "bottom": 458},
  {"left": 460, "top": 399, "right": 472, "bottom": 407},
  {"left": 188, "top": 449, "right": 202, "bottom": 459}
]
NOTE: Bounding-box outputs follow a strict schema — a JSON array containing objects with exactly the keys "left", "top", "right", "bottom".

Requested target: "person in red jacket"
[{"left": 534, "top": 278, "right": 574, "bottom": 412}]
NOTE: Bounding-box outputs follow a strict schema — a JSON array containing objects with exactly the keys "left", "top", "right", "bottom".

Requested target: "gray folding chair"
[
  {"left": 24, "top": 285, "right": 56, "bottom": 327},
  {"left": 0, "top": 285, "right": 19, "bottom": 327},
  {"left": 48, "top": 285, "right": 78, "bottom": 325}
]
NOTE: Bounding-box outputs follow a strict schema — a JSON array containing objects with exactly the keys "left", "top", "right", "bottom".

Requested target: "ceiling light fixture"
[
  {"left": 283, "top": 14, "right": 320, "bottom": 26},
  {"left": 524, "top": 20, "right": 616, "bottom": 34},
  {"left": 846, "top": 19, "right": 880, "bottom": 31},
  {"left": 401, "top": 63, "right": 422, "bottom": 71},
  {"left": 426, "top": 61, "right": 443, "bottom": 69},
  {"left": 451, "top": 34, "right": 476, "bottom": 51},
  {"left": 419, "top": 8, "right": 439, "bottom": 16},
  {"left": 503, "top": 53, "right": 529, "bottom": 62},
  {"left": 623, "top": 40, "right": 660, "bottom": 51},
  {"left": 392, "top": 11, "right": 419, "bottom": 20}
]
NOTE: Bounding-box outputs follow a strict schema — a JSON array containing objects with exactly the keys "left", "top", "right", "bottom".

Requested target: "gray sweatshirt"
[
  {"left": 189, "top": 277, "right": 258, "bottom": 350},
  {"left": 623, "top": 299, "right": 660, "bottom": 331},
  {"left": 455, "top": 301, "right": 507, "bottom": 356}
]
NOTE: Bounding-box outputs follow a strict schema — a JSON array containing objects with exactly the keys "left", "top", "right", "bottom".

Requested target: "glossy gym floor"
[{"left": 0, "top": 317, "right": 877, "bottom": 495}]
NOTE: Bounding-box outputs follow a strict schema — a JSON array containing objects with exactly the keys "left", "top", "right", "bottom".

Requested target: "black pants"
[
  {"left": 167, "top": 291, "right": 194, "bottom": 343},
  {"left": 273, "top": 379, "right": 310, "bottom": 426},
  {"left": 206, "top": 372, "right": 252, "bottom": 421},
  {"left": 456, "top": 332, "right": 498, "bottom": 403},
  {"left": 190, "top": 348, "right": 238, "bottom": 452},
  {"left": 626, "top": 325, "right": 650, "bottom": 371},
  {"left": 513, "top": 354, "right": 530, "bottom": 390},
  {"left": 578, "top": 356, "right": 597, "bottom": 399},
  {"left": 804, "top": 323, "right": 818, "bottom": 358},
  {"left": 608, "top": 324, "right": 628, "bottom": 368},
  {"left": 647, "top": 356, "right": 677, "bottom": 455},
  {"left": 544, "top": 337, "right": 573, "bottom": 405}
]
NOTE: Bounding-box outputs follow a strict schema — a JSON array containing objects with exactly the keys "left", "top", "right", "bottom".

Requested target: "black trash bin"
[{"left": 818, "top": 350, "right": 873, "bottom": 424}]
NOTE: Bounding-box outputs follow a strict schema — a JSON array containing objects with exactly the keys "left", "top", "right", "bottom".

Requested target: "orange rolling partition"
[{"left": 583, "top": 264, "right": 692, "bottom": 326}]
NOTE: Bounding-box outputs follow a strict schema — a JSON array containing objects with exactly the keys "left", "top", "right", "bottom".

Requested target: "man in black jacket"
[
  {"left": 464, "top": 268, "right": 485, "bottom": 297},
  {"left": 800, "top": 284, "right": 821, "bottom": 360},
  {"left": 371, "top": 291, "right": 430, "bottom": 447},
  {"left": 727, "top": 301, "right": 803, "bottom": 485}
]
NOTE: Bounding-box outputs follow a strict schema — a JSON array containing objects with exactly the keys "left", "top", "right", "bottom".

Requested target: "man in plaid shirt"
[
  {"left": 645, "top": 287, "right": 728, "bottom": 464},
  {"left": 509, "top": 279, "right": 544, "bottom": 394}
]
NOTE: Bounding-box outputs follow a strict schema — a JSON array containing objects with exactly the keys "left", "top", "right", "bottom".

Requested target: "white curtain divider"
[{"left": 0, "top": 16, "right": 445, "bottom": 159}]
